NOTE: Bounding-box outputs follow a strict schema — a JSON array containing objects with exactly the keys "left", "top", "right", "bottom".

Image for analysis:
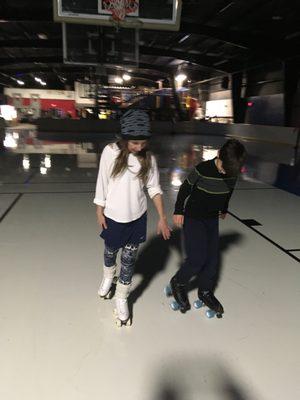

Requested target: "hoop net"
[{"left": 102, "top": 0, "right": 139, "bottom": 22}]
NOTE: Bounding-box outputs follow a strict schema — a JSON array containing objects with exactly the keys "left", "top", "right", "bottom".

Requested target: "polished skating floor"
[{"left": 0, "top": 127, "right": 299, "bottom": 400}]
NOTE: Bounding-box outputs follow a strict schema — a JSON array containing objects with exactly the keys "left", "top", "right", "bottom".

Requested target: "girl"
[{"left": 94, "top": 109, "right": 171, "bottom": 327}]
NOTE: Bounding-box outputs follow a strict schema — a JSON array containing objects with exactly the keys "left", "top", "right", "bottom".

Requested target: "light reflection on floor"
[{"left": 1, "top": 127, "right": 299, "bottom": 196}]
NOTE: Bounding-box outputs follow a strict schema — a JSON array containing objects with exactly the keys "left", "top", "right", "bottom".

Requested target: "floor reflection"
[{"left": 1, "top": 126, "right": 299, "bottom": 195}]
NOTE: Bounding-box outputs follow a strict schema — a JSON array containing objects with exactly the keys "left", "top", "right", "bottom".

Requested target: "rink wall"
[
  {"left": 173, "top": 121, "right": 299, "bottom": 146},
  {"left": 36, "top": 119, "right": 299, "bottom": 147}
]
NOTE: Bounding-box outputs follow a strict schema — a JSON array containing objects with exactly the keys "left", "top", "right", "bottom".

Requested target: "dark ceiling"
[{"left": 0, "top": 0, "right": 300, "bottom": 89}]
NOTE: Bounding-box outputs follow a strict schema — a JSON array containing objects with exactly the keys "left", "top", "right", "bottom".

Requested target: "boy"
[{"left": 170, "top": 139, "right": 246, "bottom": 315}]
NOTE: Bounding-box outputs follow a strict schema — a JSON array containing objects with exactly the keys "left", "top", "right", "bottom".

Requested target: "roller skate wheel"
[
  {"left": 164, "top": 285, "right": 172, "bottom": 297},
  {"left": 193, "top": 300, "right": 204, "bottom": 309},
  {"left": 170, "top": 301, "right": 180, "bottom": 311},
  {"left": 115, "top": 318, "right": 131, "bottom": 327},
  {"left": 206, "top": 309, "right": 216, "bottom": 319},
  {"left": 116, "top": 319, "right": 122, "bottom": 327}
]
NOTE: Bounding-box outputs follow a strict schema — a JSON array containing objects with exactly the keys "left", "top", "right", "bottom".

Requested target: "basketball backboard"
[
  {"left": 54, "top": 0, "right": 182, "bottom": 31},
  {"left": 62, "top": 23, "right": 139, "bottom": 66}
]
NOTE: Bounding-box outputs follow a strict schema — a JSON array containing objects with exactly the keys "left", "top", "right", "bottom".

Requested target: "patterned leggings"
[{"left": 104, "top": 243, "right": 139, "bottom": 285}]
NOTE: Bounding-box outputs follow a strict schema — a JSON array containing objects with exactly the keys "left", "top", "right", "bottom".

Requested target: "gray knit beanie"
[{"left": 120, "top": 109, "right": 151, "bottom": 140}]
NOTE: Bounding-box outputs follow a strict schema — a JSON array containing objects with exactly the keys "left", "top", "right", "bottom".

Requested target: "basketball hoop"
[{"left": 102, "top": 0, "right": 139, "bottom": 22}]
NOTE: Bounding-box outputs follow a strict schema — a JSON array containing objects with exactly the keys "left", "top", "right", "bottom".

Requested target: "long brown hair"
[{"left": 111, "top": 139, "right": 152, "bottom": 184}]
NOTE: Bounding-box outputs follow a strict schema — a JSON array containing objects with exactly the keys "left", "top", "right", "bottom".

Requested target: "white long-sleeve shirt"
[{"left": 93, "top": 143, "right": 163, "bottom": 223}]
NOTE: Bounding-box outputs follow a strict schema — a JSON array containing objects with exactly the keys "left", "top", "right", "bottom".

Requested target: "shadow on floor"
[
  {"left": 150, "top": 355, "right": 255, "bottom": 400},
  {"left": 130, "top": 229, "right": 243, "bottom": 305},
  {"left": 130, "top": 228, "right": 183, "bottom": 305}
]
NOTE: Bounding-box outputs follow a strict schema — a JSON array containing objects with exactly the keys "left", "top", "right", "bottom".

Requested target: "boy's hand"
[
  {"left": 173, "top": 214, "right": 184, "bottom": 227},
  {"left": 97, "top": 211, "right": 107, "bottom": 229},
  {"left": 157, "top": 217, "right": 171, "bottom": 240},
  {"left": 219, "top": 212, "right": 227, "bottom": 219}
]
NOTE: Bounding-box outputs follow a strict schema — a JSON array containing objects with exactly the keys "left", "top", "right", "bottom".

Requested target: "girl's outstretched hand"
[
  {"left": 157, "top": 217, "right": 172, "bottom": 240},
  {"left": 173, "top": 214, "right": 184, "bottom": 227}
]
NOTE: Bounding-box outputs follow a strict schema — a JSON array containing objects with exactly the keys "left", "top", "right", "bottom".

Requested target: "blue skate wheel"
[
  {"left": 170, "top": 301, "right": 180, "bottom": 311},
  {"left": 164, "top": 285, "right": 172, "bottom": 297},
  {"left": 193, "top": 300, "right": 204, "bottom": 309},
  {"left": 206, "top": 309, "right": 216, "bottom": 319}
]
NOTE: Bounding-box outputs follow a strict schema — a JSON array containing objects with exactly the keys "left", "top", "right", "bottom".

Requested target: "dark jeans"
[{"left": 175, "top": 216, "right": 219, "bottom": 291}]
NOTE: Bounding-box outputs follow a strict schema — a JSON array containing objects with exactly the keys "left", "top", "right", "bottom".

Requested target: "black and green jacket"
[{"left": 174, "top": 158, "right": 237, "bottom": 219}]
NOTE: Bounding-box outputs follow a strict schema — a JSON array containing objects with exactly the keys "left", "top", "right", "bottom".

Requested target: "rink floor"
[{"left": 0, "top": 130, "right": 299, "bottom": 400}]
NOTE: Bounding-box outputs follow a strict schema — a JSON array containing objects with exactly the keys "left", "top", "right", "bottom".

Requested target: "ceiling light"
[
  {"left": 178, "top": 34, "right": 190, "bottom": 44},
  {"left": 34, "top": 77, "right": 42, "bottom": 82},
  {"left": 114, "top": 77, "right": 123, "bottom": 84},
  {"left": 175, "top": 73, "right": 187, "bottom": 82},
  {"left": 285, "top": 31, "right": 300, "bottom": 40},
  {"left": 219, "top": 2, "right": 235, "bottom": 13},
  {"left": 272, "top": 15, "right": 283, "bottom": 20},
  {"left": 17, "top": 80, "right": 25, "bottom": 85},
  {"left": 37, "top": 33, "right": 48, "bottom": 40},
  {"left": 122, "top": 74, "right": 131, "bottom": 81},
  {"left": 213, "top": 60, "right": 228, "bottom": 66}
]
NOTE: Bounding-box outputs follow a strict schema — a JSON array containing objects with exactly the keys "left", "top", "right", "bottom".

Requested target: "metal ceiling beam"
[
  {"left": 0, "top": 26, "right": 292, "bottom": 61},
  {"left": 179, "top": 21, "right": 285, "bottom": 56},
  {"left": 0, "top": 57, "right": 170, "bottom": 75},
  {"left": 139, "top": 45, "right": 228, "bottom": 72},
  {"left": 0, "top": 39, "right": 227, "bottom": 72},
  {"left": 1, "top": 39, "right": 286, "bottom": 76},
  {"left": 0, "top": 21, "right": 277, "bottom": 53}
]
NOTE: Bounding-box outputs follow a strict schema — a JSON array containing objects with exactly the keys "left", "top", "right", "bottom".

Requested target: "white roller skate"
[
  {"left": 114, "top": 282, "right": 132, "bottom": 327},
  {"left": 98, "top": 264, "right": 117, "bottom": 299}
]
